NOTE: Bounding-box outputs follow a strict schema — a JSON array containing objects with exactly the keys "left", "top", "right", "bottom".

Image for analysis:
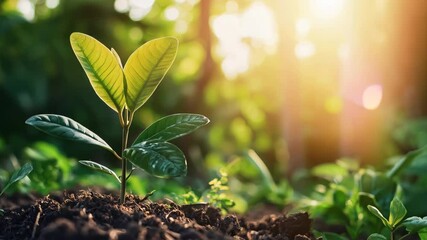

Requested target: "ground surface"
[{"left": 0, "top": 189, "right": 315, "bottom": 240}]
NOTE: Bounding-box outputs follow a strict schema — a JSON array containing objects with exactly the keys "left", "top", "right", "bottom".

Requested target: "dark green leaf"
[
  {"left": 387, "top": 145, "right": 427, "bottom": 178},
  {"left": 124, "top": 141, "right": 186, "bottom": 178},
  {"left": 25, "top": 114, "right": 115, "bottom": 155},
  {"left": 0, "top": 163, "right": 33, "bottom": 196},
  {"left": 402, "top": 216, "right": 427, "bottom": 233},
  {"left": 79, "top": 160, "right": 120, "bottom": 183},
  {"left": 389, "top": 198, "right": 407, "bottom": 227},
  {"left": 358, "top": 192, "right": 377, "bottom": 208},
  {"left": 133, "top": 114, "right": 209, "bottom": 144},
  {"left": 367, "top": 233, "right": 387, "bottom": 240},
  {"left": 368, "top": 205, "right": 391, "bottom": 229}
]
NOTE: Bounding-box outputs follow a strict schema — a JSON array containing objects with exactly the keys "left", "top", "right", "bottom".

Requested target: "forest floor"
[{"left": 0, "top": 189, "right": 315, "bottom": 240}]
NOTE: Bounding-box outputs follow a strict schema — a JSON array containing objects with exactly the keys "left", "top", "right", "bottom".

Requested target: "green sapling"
[{"left": 26, "top": 33, "right": 209, "bottom": 204}]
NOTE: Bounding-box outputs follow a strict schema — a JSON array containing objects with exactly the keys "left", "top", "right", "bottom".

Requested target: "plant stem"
[{"left": 120, "top": 109, "right": 131, "bottom": 204}]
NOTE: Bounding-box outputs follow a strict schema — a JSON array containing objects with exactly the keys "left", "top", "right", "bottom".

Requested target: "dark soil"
[{"left": 0, "top": 189, "right": 315, "bottom": 240}]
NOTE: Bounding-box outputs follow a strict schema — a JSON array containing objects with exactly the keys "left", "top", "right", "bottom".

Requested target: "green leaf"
[
  {"left": 111, "top": 48, "right": 123, "bottom": 68},
  {"left": 402, "top": 216, "right": 427, "bottom": 233},
  {"left": 368, "top": 205, "right": 391, "bottom": 229},
  {"left": 245, "top": 149, "right": 278, "bottom": 192},
  {"left": 133, "top": 114, "right": 209, "bottom": 144},
  {"left": 389, "top": 198, "right": 407, "bottom": 227},
  {"left": 0, "top": 163, "right": 33, "bottom": 196},
  {"left": 79, "top": 160, "right": 121, "bottom": 183},
  {"left": 124, "top": 37, "right": 178, "bottom": 112},
  {"left": 70, "top": 32, "right": 125, "bottom": 113},
  {"left": 124, "top": 141, "right": 186, "bottom": 178},
  {"left": 358, "top": 192, "right": 377, "bottom": 208},
  {"left": 367, "top": 233, "right": 387, "bottom": 240},
  {"left": 311, "top": 163, "right": 348, "bottom": 180},
  {"left": 25, "top": 114, "right": 115, "bottom": 155},
  {"left": 387, "top": 145, "right": 427, "bottom": 178},
  {"left": 321, "top": 232, "right": 348, "bottom": 240}
]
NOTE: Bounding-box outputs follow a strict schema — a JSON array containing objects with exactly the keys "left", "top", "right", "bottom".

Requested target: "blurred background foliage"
[{"left": 2, "top": 0, "right": 427, "bottom": 215}]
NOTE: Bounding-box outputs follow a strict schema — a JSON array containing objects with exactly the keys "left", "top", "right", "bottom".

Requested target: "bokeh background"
[{"left": 2, "top": 0, "right": 427, "bottom": 209}]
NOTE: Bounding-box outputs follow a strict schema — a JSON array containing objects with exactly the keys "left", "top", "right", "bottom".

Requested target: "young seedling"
[
  {"left": 0, "top": 163, "right": 33, "bottom": 215},
  {"left": 26, "top": 33, "right": 209, "bottom": 204},
  {"left": 368, "top": 198, "right": 427, "bottom": 240}
]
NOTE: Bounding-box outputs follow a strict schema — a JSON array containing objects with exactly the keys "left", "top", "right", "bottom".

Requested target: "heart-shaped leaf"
[
  {"left": 389, "top": 198, "right": 407, "bottom": 227},
  {"left": 124, "top": 141, "right": 186, "bottom": 178},
  {"left": 70, "top": 32, "right": 125, "bottom": 113},
  {"left": 133, "top": 114, "right": 209, "bottom": 145},
  {"left": 0, "top": 162, "right": 33, "bottom": 196},
  {"left": 124, "top": 37, "right": 178, "bottom": 113},
  {"left": 368, "top": 205, "right": 391, "bottom": 229},
  {"left": 402, "top": 216, "right": 427, "bottom": 233},
  {"left": 79, "top": 160, "right": 121, "bottom": 183},
  {"left": 26, "top": 114, "right": 115, "bottom": 154}
]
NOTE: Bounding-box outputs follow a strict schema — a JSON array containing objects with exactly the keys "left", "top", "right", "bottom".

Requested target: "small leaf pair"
[
  {"left": 368, "top": 198, "right": 407, "bottom": 230},
  {"left": 70, "top": 32, "right": 178, "bottom": 115}
]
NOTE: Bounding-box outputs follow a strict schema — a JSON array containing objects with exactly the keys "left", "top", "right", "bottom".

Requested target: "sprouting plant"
[
  {"left": 0, "top": 163, "right": 33, "bottom": 215},
  {"left": 368, "top": 197, "right": 427, "bottom": 240},
  {"left": 203, "top": 170, "right": 235, "bottom": 212},
  {"left": 25, "top": 33, "right": 209, "bottom": 204},
  {"left": 172, "top": 170, "right": 235, "bottom": 213}
]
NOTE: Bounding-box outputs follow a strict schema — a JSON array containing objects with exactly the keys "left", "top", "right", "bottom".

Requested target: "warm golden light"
[
  {"left": 212, "top": 2, "right": 277, "bottom": 79},
  {"left": 362, "top": 84, "right": 383, "bottom": 110},
  {"left": 309, "top": 0, "right": 345, "bottom": 19},
  {"left": 295, "top": 18, "right": 311, "bottom": 38},
  {"left": 295, "top": 41, "right": 315, "bottom": 59}
]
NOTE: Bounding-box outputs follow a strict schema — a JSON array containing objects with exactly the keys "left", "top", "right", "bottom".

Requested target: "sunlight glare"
[
  {"left": 46, "top": 0, "right": 60, "bottom": 9},
  {"left": 295, "top": 41, "right": 316, "bottom": 59},
  {"left": 129, "top": 0, "right": 154, "bottom": 9},
  {"left": 362, "top": 84, "right": 383, "bottom": 110},
  {"left": 129, "top": 8, "right": 151, "bottom": 21},
  {"left": 126, "top": 0, "right": 154, "bottom": 21},
  {"left": 114, "top": 0, "right": 129, "bottom": 13},
  {"left": 295, "top": 18, "right": 311, "bottom": 38},
  {"left": 212, "top": 14, "right": 240, "bottom": 43},
  {"left": 221, "top": 43, "right": 250, "bottom": 79},
  {"left": 309, "top": 0, "right": 345, "bottom": 19},
  {"left": 165, "top": 6, "right": 179, "bottom": 21},
  {"left": 241, "top": 2, "right": 278, "bottom": 48},
  {"left": 212, "top": 2, "right": 277, "bottom": 79},
  {"left": 17, "top": 0, "right": 35, "bottom": 21}
]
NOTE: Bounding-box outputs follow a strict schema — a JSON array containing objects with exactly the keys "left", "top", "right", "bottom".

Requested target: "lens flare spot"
[{"left": 362, "top": 84, "right": 383, "bottom": 110}]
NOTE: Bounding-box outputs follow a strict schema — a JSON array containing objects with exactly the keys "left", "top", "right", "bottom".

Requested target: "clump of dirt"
[{"left": 0, "top": 189, "right": 315, "bottom": 240}]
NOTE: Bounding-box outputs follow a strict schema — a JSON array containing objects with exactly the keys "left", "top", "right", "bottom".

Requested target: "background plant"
[
  {"left": 0, "top": 162, "right": 32, "bottom": 214},
  {"left": 368, "top": 197, "right": 427, "bottom": 240},
  {"left": 26, "top": 33, "right": 209, "bottom": 203}
]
